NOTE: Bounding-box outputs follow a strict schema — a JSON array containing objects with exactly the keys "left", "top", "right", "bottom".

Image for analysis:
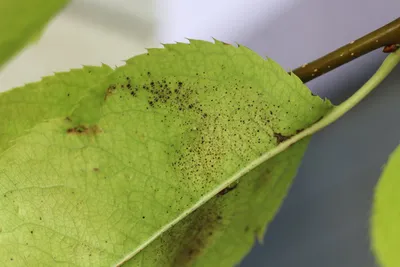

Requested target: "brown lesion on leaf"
[
  {"left": 275, "top": 115, "right": 323, "bottom": 144},
  {"left": 104, "top": 84, "right": 117, "bottom": 100},
  {"left": 273, "top": 132, "right": 292, "bottom": 144},
  {"left": 217, "top": 183, "right": 238, "bottom": 197},
  {"left": 167, "top": 200, "right": 224, "bottom": 267},
  {"left": 66, "top": 125, "right": 102, "bottom": 135}
]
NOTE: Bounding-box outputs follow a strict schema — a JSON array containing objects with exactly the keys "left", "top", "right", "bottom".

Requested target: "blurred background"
[{"left": 0, "top": 1, "right": 399, "bottom": 266}]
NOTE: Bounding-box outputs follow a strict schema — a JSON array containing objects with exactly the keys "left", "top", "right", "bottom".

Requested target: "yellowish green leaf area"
[
  {"left": 0, "top": 40, "right": 333, "bottom": 266},
  {"left": 0, "top": 0, "right": 69, "bottom": 67},
  {"left": 126, "top": 139, "right": 310, "bottom": 267},
  {"left": 371, "top": 144, "right": 400, "bottom": 267}
]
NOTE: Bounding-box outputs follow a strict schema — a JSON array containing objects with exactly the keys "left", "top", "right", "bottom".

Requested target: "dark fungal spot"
[
  {"left": 93, "top": 168, "right": 99, "bottom": 172},
  {"left": 104, "top": 84, "right": 117, "bottom": 100},
  {"left": 274, "top": 132, "right": 292, "bottom": 144},
  {"left": 217, "top": 183, "right": 238, "bottom": 196}
]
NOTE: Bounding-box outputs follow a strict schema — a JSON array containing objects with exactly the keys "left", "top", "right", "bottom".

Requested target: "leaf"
[
  {"left": 0, "top": 40, "right": 332, "bottom": 266},
  {"left": 0, "top": 0, "right": 69, "bottom": 68},
  {"left": 371, "top": 144, "right": 400, "bottom": 267},
  {"left": 122, "top": 138, "right": 311, "bottom": 267}
]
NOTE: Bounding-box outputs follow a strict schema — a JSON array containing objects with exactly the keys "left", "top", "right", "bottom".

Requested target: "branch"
[{"left": 292, "top": 17, "right": 400, "bottom": 83}]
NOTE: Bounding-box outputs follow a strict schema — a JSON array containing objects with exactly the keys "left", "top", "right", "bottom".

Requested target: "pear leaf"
[
  {"left": 0, "top": 40, "right": 332, "bottom": 266},
  {"left": 371, "top": 144, "right": 400, "bottom": 267},
  {"left": 123, "top": 138, "right": 311, "bottom": 267}
]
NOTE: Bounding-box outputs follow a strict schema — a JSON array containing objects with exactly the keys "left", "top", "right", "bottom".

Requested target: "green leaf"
[
  {"left": 123, "top": 138, "right": 311, "bottom": 267},
  {"left": 0, "top": 40, "right": 333, "bottom": 266},
  {"left": 371, "top": 144, "right": 400, "bottom": 267},
  {"left": 0, "top": 0, "right": 69, "bottom": 68}
]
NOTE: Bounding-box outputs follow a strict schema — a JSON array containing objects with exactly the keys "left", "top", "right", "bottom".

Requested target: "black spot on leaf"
[
  {"left": 273, "top": 132, "right": 291, "bottom": 144},
  {"left": 217, "top": 183, "right": 238, "bottom": 196}
]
